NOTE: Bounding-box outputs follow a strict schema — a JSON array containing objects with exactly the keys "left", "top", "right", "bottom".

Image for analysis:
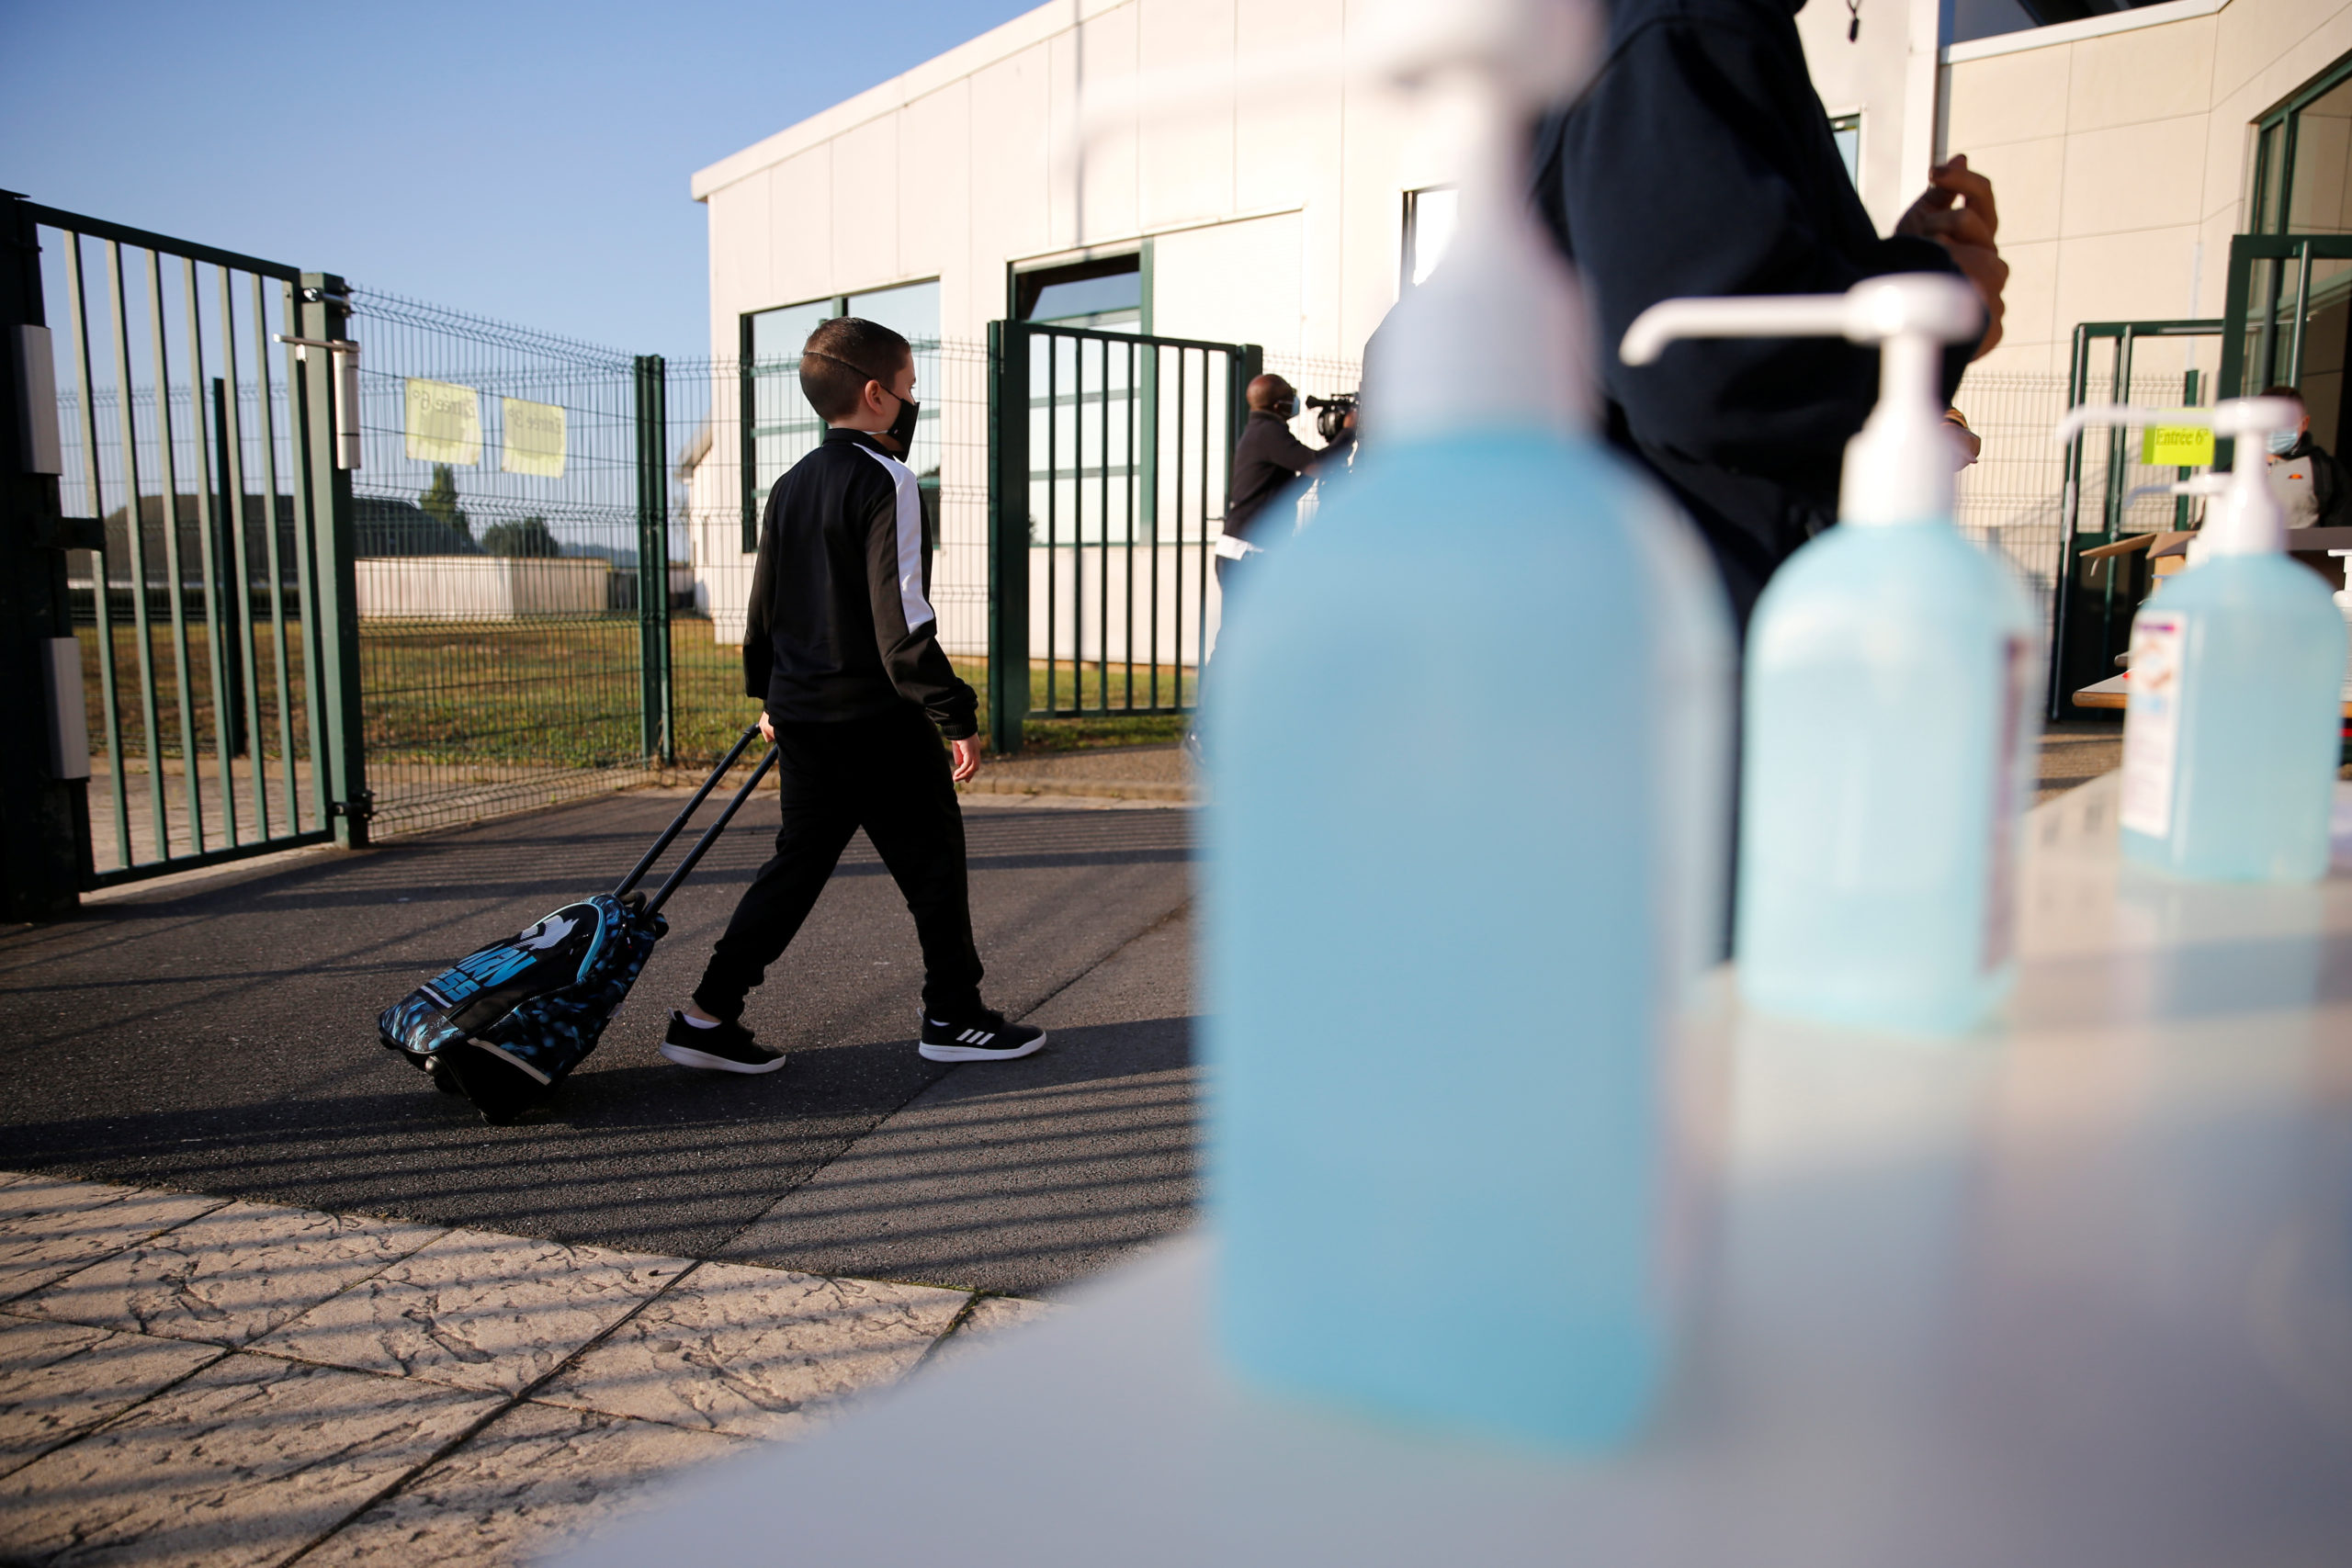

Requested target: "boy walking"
[{"left": 661, "top": 318, "right": 1045, "bottom": 1074}]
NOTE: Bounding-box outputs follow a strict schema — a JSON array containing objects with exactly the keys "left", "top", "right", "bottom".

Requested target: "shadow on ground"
[{"left": 0, "top": 792, "right": 1196, "bottom": 1278}]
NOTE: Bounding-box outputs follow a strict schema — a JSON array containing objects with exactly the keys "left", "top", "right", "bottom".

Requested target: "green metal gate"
[
  {"left": 5, "top": 195, "right": 693, "bottom": 910},
  {"left": 2047, "top": 318, "right": 2222, "bottom": 719},
  {"left": 8, "top": 197, "right": 363, "bottom": 903},
  {"left": 2216, "top": 232, "right": 2352, "bottom": 449},
  {"left": 985, "top": 320, "right": 1259, "bottom": 754},
  {"left": 2045, "top": 232, "right": 2352, "bottom": 719}
]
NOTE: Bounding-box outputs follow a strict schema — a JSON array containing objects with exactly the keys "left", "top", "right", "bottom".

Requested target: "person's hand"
[
  {"left": 950, "top": 737, "right": 981, "bottom": 783},
  {"left": 1896, "top": 153, "right": 2007, "bottom": 360},
  {"left": 757, "top": 709, "right": 775, "bottom": 743}
]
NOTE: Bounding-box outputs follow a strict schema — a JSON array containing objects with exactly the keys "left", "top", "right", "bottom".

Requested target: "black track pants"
[{"left": 692, "top": 706, "right": 984, "bottom": 1022}]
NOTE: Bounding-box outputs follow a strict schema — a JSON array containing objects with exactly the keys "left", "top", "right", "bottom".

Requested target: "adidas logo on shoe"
[{"left": 917, "top": 1010, "right": 1046, "bottom": 1063}]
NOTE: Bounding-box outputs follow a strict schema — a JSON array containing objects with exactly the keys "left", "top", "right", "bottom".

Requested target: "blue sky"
[{"left": 2, "top": 0, "right": 1040, "bottom": 360}]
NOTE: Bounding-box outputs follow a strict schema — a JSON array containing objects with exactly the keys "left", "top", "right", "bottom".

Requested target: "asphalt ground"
[{"left": 0, "top": 790, "right": 1195, "bottom": 1292}]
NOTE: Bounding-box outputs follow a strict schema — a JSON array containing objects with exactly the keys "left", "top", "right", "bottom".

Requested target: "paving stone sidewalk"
[
  {"left": 0, "top": 1169, "right": 1056, "bottom": 1567},
  {"left": 959, "top": 743, "right": 1193, "bottom": 803}
]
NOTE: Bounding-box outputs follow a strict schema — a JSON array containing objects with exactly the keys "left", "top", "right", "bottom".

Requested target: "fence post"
[
  {"left": 2214, "top": 233, "right": 2253, "bottom": 481},
  {"left": 0, "top": 193, "right": 93, "bottom": 918},
  {"left": 1227, "top": 343, "right": 1263, "bottom": 459},
  {"left": 988, "top": 320, "right": 1031, "bottom": 755},
  {"left": 738, "top": 316, "right": 759, "bottom": 555},
  {"left": 208, "top": 378, "right": 249, "bottom": 755},
  {"left": 294, "top": 273, "right": 368, "bottom": 849},
  {"left": 636, "top": 354, "right": 673, "bottom": 762}
]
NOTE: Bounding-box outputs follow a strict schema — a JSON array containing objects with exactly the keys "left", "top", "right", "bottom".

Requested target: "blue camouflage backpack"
[
  {"left": 374, "top": 725, "right": 779, "bottom": 1123},
  {"left": 378, "top": 894, "right": 665, "bottom": 1120}
]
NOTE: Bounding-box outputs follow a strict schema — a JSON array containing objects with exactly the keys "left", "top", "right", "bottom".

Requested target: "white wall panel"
[
  {"left": 1136, "top": 0, "right": 1238, "bottom": 232},
  {"left": 898, "top": 80, "right": 973, "bottom": 298},
  {"left": 764, "top": 150, "right": 833, "bottom": 313},
  {"left": 829, "top": 116, "right": 902, "bottom": 293},
  {"left": 1151, "top": 212, "right": 1304, "bottom": 355}
]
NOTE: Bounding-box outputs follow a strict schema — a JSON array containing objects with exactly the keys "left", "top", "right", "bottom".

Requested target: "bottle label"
[
  {"left": 1983, "top": 634, "right": 2033, "bottom": 975},
  {"left": 2119, "top": 612, "right": 2188, "bottom": 839}
]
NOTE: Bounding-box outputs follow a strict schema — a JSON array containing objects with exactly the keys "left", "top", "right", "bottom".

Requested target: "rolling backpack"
[{"left": 377, "top": 726, "right": 779, "bottom": 1123}]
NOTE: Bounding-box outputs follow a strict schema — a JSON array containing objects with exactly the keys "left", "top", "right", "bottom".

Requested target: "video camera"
[{"left": 1304, "top": 392, "right": 1358, "bottom": 445}]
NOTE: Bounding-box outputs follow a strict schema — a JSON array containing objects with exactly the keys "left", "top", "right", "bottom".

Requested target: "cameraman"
[{"left": 1218, "top": 374, "right": 1354, "bottom": 602}]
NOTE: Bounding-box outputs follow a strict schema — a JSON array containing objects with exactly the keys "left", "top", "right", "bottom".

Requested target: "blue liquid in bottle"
[
  {"left": 1616, "top": 276, "right": 2030, "bottom": 1037},
  {"left": 1736, "top": 517, "right": 2038, "bottom": 1035},
  {"left": 2118, "top": 553, "right": 2346, "bottom": 881},
  {"left": 1204, "top": 431, "right": 1729, "bottom": 1449}
]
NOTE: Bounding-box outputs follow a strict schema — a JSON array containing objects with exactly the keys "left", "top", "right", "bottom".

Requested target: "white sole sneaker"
[
  {"left": 659, "top": 1042, "right": 787, "bottom": 1075},
  {"left": 918, "top": 1030, "right": 1048, "bottom": 1064}
]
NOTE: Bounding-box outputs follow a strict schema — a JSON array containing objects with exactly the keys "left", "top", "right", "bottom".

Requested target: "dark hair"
[
  {"left": 2259, "top": 383, "right": 2307, "bottom": 403},
  {"left": 800, "top": 318, "right": 911, "bottom": 421}
]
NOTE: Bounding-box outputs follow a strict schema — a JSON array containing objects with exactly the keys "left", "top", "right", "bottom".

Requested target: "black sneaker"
[
  {"left": 918, "top": 1009, "right": 1046, "bottom": 1063},
  {"left": 660, "top": 1011, "right": 786, "bottom": 1075}
]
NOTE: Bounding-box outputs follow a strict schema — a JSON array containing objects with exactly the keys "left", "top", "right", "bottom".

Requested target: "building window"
[
  {"left": 1012, "top": 253, "right": 1144, "bottom": 330},
  {"left": 2251, "top": 55, "right": 2352, "bottom": 236},
  {"left": 1829, "top": 113, "right": 1861, "bottom": 188},
  {"left": 741, "top": 279, "right": 942, "bottom": 550},
  {"left": 1401, "top": 186, "right": 1459, "bottom": 289}
]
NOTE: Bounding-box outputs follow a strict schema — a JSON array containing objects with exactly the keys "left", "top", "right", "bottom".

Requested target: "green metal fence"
[
  {"left": 27, "top": 200, "right": 344, "bottom": 887},
  {"left": 9, "top": 194, "right": 1358, "bottom": 906},
  {"left": 985, "top": 320, "right": 1261, "bottom": 754},
  {"left": 344, "top": 290, "right": 689, "bottom": 836}
]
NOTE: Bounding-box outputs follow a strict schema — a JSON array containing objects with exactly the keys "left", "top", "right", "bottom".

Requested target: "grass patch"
[{"left": 77, "top": 615, "right": 1191, "bottom": 766}]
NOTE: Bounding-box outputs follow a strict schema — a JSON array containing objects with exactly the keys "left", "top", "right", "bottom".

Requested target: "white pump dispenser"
[
  {"left": 1623, "top": 273, "right": 2040, "bottom": 1036},
  {"left": 2052, "top": 398, "right": 2345, "bottom": 880},
  {"left": 2056, "top": 399, "right": 2301, "bottom": 557},
  {"left": 1205, "top": 0, "right": 1733, "bottom": 1450},
  {"left": 1623, "top": 274, "right": 1984, "bottom": 525},
  {"left": 1356, "top": 0, "right": 1597, "bottom": 441}
]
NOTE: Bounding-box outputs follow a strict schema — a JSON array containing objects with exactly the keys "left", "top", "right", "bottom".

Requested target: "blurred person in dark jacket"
[
  {"left": 1217, "top": 374, "right": 1354, "bottom": 602},
  {"left": 1532, "top": 0, "right": 2007, "bottom": 631}
]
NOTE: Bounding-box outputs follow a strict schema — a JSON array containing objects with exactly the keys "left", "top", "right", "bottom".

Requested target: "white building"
[{"left": 685, "top": 0, "right": 2352, "bottom": 658}]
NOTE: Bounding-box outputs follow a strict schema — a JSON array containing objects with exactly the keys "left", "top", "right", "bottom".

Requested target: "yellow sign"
[
  {"left": 2140, "top": 416, "right": 2214, "bottom": 469},
  {"left": 501, "top": 398, "right": 568, "bottom": 479},
  {"left": 404, "top": 378, "right": 481, "bottom": 466}
]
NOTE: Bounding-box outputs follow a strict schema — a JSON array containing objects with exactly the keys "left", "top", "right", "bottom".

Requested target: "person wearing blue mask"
[{"left": 2258, "top": 385, "right": 2350, "bottom": 530}]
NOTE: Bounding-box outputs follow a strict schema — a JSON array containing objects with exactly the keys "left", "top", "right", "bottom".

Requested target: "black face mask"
[{"left": 882, "top": 387, "right": 921, "bottom": 454}]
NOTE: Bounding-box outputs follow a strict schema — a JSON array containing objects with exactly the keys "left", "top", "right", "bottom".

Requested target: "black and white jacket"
[{"left": 742, "top": 427, "right": 978, "bottom": 739}]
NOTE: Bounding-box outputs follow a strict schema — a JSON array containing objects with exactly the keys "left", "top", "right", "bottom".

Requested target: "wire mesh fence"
[
  {"left": 1951, "top": 372, "right": 2073, "bottom": 641},
  {"left": 346, "top": 289, "right": 684, "bottom": 835},
  {"left": 1951, "top": 367, "right": 2209, "bottom": 708}
]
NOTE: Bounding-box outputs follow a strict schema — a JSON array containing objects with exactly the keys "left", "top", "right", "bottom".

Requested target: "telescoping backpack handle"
[
  {"left": 642, "top": 742, "right": 783, "bottom": 917},
  {"left": 613, "top": 724, "right": 763, "bottom": 900}
]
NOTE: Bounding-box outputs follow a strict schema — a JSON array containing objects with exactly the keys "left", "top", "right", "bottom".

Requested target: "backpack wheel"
[{"left": 445, "top": 1041, "right": 545, "bottom": 1125}]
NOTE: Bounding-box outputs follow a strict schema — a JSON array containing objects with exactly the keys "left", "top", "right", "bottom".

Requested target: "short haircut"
[
  {"left": 2259, "top": 383, "right": 2306, "bottom": 403},
  {"left": 800, "top": 318, "right": 912, "bottom": 421}
]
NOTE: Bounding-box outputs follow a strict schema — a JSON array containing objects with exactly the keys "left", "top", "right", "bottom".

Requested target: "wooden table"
[
  {"left": 565, "top": 774, "right": 2352, "bottom": 1568},
  {"left": 2075, "top": 671, "right": 2352, "bottom": 716}
]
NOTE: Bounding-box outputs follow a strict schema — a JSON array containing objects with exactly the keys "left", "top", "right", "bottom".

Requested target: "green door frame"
[
  {"left": 2214, "top": 231, "right": 2352, "bottom": 408},
  {"left": 2048, "top": 317, "right": 2221, "bottom": 721},
  {"left": 2046, "top": 231, "right": 2352, "bottom": 721}
]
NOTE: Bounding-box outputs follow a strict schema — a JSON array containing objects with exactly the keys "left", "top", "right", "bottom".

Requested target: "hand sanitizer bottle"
[
  {"left": 1202, "top": 0, "right": 1733, "bottom": 1450},
  {"left": 2056, "top": 399, "right": 2346, "bottom": 881},
  {"left": 1622, "top": 278, "right": 2039, "bottom": 1037}
]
